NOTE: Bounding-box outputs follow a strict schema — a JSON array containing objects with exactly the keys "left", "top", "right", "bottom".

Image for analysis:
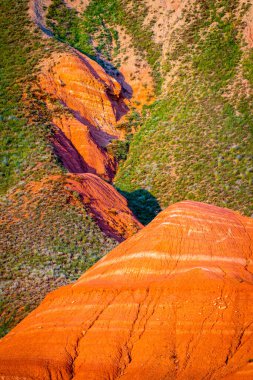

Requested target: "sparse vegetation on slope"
[
  {"left": 46, "top": 0, "right": 162, "bottom": 90},
  {"left": 0, "top": 0, "right": 61, "bottom": 194},
  {"left": 0, "top": 176, "right": 117, "bottom": 337},
  {"left": 115, "top": 0, "right": 253, "bottom": 217}
]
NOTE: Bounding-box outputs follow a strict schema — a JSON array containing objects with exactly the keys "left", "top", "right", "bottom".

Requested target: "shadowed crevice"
[{"left": 117, "top": 188, "right": 161, "bottom": 225}]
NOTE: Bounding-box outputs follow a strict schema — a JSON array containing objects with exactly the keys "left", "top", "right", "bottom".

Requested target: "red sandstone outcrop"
[
  {"left": 65, "top": 173, "right": 142, "bottom": 241},
  {"left": 40, "top": 51, "right": 128, "bottom": 179},
  {"left": 50, "top": 114, "right": 116, "bottom": 180},
  {"left": 40, "top": 51, "right": 127, "bottom": 143},
  {"left": 0, "top": 201, "right": 252, "bottom": 379}
]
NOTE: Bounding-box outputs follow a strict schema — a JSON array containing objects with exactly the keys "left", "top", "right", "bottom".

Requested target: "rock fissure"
[
  {"left": 115, "top": 288, "right": 151, "bottom": 379},
  {"left": 70, "top": 290, "right": 120, "bottom": 379},
  {"left": 1, "top": 202, "right": 253, "bottom": 378}
]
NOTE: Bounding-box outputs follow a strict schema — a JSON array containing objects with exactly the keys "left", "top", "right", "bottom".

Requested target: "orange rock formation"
[
  {"left": 0, "top": 201, "right": 252, "bottom": 379},
  {"left": 50, "top": 114, "right": 116, "bottom": 179},
  {"left": 65, "top": 173, "right": 142, "bottom": 241},
  {"left": 40, "top": 51, "right": 128, "bottom": 180}
]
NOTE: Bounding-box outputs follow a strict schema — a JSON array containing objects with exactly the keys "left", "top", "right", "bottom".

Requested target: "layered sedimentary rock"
[
  {"left": 40, "top": 51, "right": 127, "bottom": 142},
  {"left": 40, "top": 51, "right": 128, "bottom": 179},
  {"left": 65, "top": 173, "right": 142, "bottom": 241},
  {"left": 50, "top": 114, "right": 116, "bottom": 179},
  {"left": 0, "top": 201, "right": 253, "bottom": 379}
]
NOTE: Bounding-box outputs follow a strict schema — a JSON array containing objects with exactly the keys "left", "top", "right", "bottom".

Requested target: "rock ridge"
[{"left": 0, "top": 201, "right": 252, "bottom": 379}]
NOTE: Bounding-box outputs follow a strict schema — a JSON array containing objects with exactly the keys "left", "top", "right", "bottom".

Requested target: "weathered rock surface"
[
  {"left": 65, "top": 173, "right": 143, "bottom": 241},
  {"left": 50, "top": 114, "right": 116, "bottom": 180},
  {"left": 40, "top": 51, "right": 128, "bottom": 179},
  {"left": 40, "top": 51, "right": 127, "bottom": 143},
  {"left": 0, "top": 201, "right": 252, "bottom": 379}
]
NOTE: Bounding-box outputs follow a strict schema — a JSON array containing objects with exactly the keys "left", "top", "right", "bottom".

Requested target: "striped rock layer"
[
  {"left": 40, "top": 51, "right": 128, "bottom": 180},
  {"left": 64, "top": 173, "right": 143, "bottom": 241},
  {"left": 0, "top": 201, "right": 253, "bottom": 379}
]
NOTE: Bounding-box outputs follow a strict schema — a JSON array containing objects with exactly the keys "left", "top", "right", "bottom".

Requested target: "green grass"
[
  {"left": 0, "top": 0, "right": 62, "bottom": 194},
  {"left": 115, "top": 0, "right": 253, "bottom": 217},
  {"left": 46, "top": 0, "right": 162, "bottom": 91},
  {"left": 46, "top": 0, "right": 94, "bottom": 55},
  {"left": 243, "top": 50, "right": 253, "bottom": 87}
]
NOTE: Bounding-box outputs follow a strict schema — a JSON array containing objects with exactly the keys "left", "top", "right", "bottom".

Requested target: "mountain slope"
[
  {"left": 0, "top": 173, "right": 141, "bottom": 337},
  {"left": 41, "top": 0, "right": 253, "bottom": 216},
  {"left": 0, "top": 201, "right": 252, "bottom": 379},
  {"left": 115, "top": 0, "right": 253, "bottom": 216},
  {"left": 0, "top": 0, "right": 142, "bottom": 336},
  {"left": 1, "top": 0, "right": 252, "bottom": 343}
]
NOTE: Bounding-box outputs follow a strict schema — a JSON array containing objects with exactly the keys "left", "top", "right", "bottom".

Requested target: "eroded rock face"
[
  {"left": 0, "top": 201, "right": 252, "bottom": 379},
  {"left": 2, "top": 173, "right": 141, "bottom": 242},
  {"left": 65, "top": 173, "right": 143, "bottom": 241},
  {"left": 50, "top": 114, "right": 116, "bottom": 180},
  {"left": 40, "top": 51, "right": 128, "bottom": 179},
  {"left": 40, "top": 51, "right": 127, "bottom": 142}
]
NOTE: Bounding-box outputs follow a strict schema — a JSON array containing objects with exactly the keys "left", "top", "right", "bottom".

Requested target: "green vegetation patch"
[
  {"left": 0, "top": 0, "right": 61, "bottom": 194},
  {"left": 46, "top": 0, "right": 94, "bottom": 55},
  {"left": 115, "top": 0, "right": 253, "bottom": 217},
  {"left": 46, "top": 0, "right": 162, "bottom": 91}
]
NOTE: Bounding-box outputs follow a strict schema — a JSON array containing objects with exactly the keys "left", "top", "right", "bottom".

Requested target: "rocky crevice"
[{"left": 69, "top": 290, "right": 120, "bottom": 379}]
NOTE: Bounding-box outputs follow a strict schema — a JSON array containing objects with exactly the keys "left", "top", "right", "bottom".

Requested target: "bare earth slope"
[{"left": 0, "top": 201, "right": 252, "bottom": 379}]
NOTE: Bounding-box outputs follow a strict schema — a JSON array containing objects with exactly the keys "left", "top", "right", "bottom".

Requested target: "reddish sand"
[
  {"left": 40, "top": 52, "right": 127, "bottom": 144},
  {"left": 0, "top": 201, "right": 252, "bottom": 379}
]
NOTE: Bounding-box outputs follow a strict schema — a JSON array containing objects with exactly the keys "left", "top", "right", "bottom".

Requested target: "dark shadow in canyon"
[{"left": 117, "top": 188, "right": 162, "bottom": 225}]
